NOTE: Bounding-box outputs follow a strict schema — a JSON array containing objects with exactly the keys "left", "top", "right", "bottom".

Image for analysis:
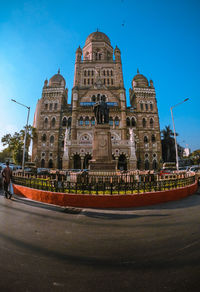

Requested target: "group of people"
[{"left": 1, "top": 161, "right": 13, "bottom": 199}]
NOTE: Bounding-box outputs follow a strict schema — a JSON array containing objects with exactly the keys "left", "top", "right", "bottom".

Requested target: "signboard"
[{"left": 80, "top": 102, "right": 118, "bottom": 107}]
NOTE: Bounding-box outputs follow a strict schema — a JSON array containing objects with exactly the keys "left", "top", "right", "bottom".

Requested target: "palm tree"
[{"left": 161, "top": 125, "right": 177, "bottom": 162}]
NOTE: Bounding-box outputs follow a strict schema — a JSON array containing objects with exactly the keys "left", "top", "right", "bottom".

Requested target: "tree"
[
  {"left": 0, "top": 148, "right": 11, "bottom": 162},
  {"left": 189, "top": 150, "right": 200, "bottom": 165},
  {"left": 1, "top": 125, "right": 36, "bottom": 164},
  {"left": 161, "top": 125, "right": 177, "bottom": 162}
]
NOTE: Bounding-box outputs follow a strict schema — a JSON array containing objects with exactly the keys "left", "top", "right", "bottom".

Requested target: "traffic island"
[{"left": 13, "top": 180, "right": 198, "bottom": 209}]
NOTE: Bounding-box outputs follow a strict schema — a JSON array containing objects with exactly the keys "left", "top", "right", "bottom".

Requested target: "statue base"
[{"left": 89, "top": 124, "right": 116, "bottom": 171}]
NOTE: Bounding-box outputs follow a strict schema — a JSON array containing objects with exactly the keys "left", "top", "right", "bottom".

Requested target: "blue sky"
[{"left": 0, "top": 0, "right": 199, "bottom": 152}]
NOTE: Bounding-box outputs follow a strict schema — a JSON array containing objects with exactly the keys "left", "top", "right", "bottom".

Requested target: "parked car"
[
  {"left": 37, "top": 168, "right": 50, "bottom": 175},
  {"left": 179, "top": 166, "right": 190, "bottom": 171},
  {"left": 159, "top": 169, "right": 172, "bottom": 175},
  {"left": 189, "top": 166, "right": 200, "bottom": 172},
  {"left": 15, "top": 167, "right": 35, "bottom": 174}
]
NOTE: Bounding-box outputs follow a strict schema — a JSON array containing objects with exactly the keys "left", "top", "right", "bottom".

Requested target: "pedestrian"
[{"left": 2, "top": 161, "right": 13, "bottom": 199}]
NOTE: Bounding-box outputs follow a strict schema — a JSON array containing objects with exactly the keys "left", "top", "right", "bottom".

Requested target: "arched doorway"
[
  {"left": 59, "top": 158, "right": 63, "bottom": 170},
  {"left": 137, "top": 157, "right": 141, "bottom": 170},
  {"left": 48, "top": 159, "right": 53, "bottom": 168},
  {"left": 73, "top": 154, "right": 81, "bottom": 169},
  {"left": 41, "top": 159, "right": 45, "bottom": 168},
  {"left": 118, "top": 154, "right": 127, "bottom": 171},
  {"left": 144, "top": 160, "right": 149, "bottom": 170},
  {"left": 83, "top": 154, "right": 92, "bottom": 169},
  {"left": 152, "top": 159, "right": 157, "bottom": 170}
]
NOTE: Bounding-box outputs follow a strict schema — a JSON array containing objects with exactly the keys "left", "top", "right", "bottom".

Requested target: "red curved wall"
[{"left": 13, "top": 181, "right": 198, "bottom": 209}]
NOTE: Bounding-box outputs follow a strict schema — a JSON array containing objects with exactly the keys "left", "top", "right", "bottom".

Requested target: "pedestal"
[{"left": 89, "top": 124, "right": 116, "bottom": 171}]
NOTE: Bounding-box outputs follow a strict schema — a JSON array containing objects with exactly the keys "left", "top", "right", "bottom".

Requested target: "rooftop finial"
[
  {"left": 96, "top": 28, "right": 99, "bottom": 32},
  {"left": 137, "top": 68, "right": 139, "bottom": 74},
  {"left": 58, "top": 68, "right": 60, "bottom": 74}
]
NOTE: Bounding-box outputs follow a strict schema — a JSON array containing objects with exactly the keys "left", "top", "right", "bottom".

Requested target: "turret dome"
[
  {"left": 49, "top": 69, "right": 66, "bottom": 87},
  {"left": 132, "top": 70, "right": 149, "bottom": 88}
]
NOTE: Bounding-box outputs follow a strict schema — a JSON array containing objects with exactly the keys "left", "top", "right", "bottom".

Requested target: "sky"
[{"left": 0, "top": 0, "right": 200, "bottom": 152}]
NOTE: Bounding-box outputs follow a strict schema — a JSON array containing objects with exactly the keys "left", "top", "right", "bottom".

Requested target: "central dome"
[{"left": 85, "top": 31, "right": 111, "bottom": 46}]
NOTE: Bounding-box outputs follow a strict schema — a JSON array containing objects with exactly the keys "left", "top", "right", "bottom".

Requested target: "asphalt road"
[{"left": 0, "top": 188, "right": 200, "bottom": 292}]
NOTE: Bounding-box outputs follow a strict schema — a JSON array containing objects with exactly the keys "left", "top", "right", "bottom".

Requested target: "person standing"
[{"left": 2, "top": 161, "right": 13, "bottom": 199}]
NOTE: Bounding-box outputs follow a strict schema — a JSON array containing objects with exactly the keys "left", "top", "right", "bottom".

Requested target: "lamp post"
[
  {"left": 11, "top": 99, "right": 30, "bottom": 172},
  {"left": 170, "top": 98, "right": 189, "bottom": 171}
]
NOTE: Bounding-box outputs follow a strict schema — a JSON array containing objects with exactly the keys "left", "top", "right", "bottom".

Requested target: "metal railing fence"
[{"left": 12, "top": 174, "right": 196, "bottom": 195}]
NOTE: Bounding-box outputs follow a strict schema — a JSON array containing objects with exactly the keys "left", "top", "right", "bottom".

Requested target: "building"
[{"left": 32, "top": 31, "right": 162, "bottom": 170}]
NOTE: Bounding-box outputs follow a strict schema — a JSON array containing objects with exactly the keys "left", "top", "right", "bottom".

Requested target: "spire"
[
  {"left": 137, "top": 68, "right": 140, "bottom": 74},
  {"left": 58, "top": 68, "right": 60, "bottom": 74}
]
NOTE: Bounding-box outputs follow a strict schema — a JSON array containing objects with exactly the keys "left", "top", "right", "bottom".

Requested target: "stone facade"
[{"left": 32, "top": 31, "right": 162, "bottom": 170}]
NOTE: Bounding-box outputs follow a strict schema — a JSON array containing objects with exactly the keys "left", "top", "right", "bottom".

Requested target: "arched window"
[
  {"left": 126, "top": 117, "right": 130, "bottom": 127},
  {"left": 42, "top": 134, "right": 46, "bottom": 142},
  {"left": 145, "top": 160, "right": 149, "bottom": 170},
  {"left": 91, "top": 117, "right": 95, "bottom": 126},
  {"left": 150, "top": 118, "right": 154, "bottom": 128},
  {"left": 62, "top": 117, "right": 67, "bottom": 127},
  {"left": 85, "top": 117, "right": 89, "bottom": 126},
  {"left": 51, "top": 117, "right": 56, "bottom": 128},
  {"left": 142, "top": 118, "right": 146, "bottom": 128},
  {"left": 145, "top": 104, "right": 148, "bottom": 110},
  {"left": 150, "top": 103, "right": 153, "bottom": 111},
  {"left": 50, "top": 135, "right": 54, "bottom": 144},
  {"left": 109, "top": 117, "right": 113, "bottom": 126},
  {"left": 49, "top": 103, "right": 53, "bottom": 110},
  {"left": 131, "top": 117, "right": 136, "bottom": 127},
  {"left": 144, "top": 136, "right": 148, "bottom": 143},
  {"left": 79, "top": 117, "right": 83, "bottom": 126},
  {"left": 54, "top": 103, "right": 57, "bottom": 110},
  {"left": 67, "top": 117, "right": 72, "bottom": 128},
  {"left": 140, "top": 103, "right": 144, "bottom": 110},
  {"left": 44, "top": 117, "right": 48, "bottom": 128},
  {"left": 84, "top": 70, "right": 86, "bottom": 76},
  {"left": 152, "top": 134, "right": 156, "bottom": 142},
  {"left": 45, "top": 104, "right": 48, "bottom": 110},
  {"left": 115, "top": 117, "right": 119, "bottom": 127},
  {"left": 61, "top": 140, "right": 64, "bottom": 148}
]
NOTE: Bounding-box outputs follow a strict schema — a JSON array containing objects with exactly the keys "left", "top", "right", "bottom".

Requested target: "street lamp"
[
  {"left": 170, "top": 98, "right": 189, "bottom": 171},
  {"left": 11, "top": 99, "right": 30, "bottom": 172}
]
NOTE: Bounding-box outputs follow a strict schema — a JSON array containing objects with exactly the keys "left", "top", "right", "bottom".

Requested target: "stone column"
[{"left": 129, "top": 128, "right": 137, "bottom": 170}]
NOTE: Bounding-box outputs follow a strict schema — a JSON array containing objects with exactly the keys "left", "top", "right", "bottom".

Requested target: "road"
[{"left": 0, "top": 188, "right": 200, "bottom": 292}]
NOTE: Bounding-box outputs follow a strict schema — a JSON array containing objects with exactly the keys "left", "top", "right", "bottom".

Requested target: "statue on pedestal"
[{"left": 93, "top": 95, "right": 109, "bottom": 124}]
